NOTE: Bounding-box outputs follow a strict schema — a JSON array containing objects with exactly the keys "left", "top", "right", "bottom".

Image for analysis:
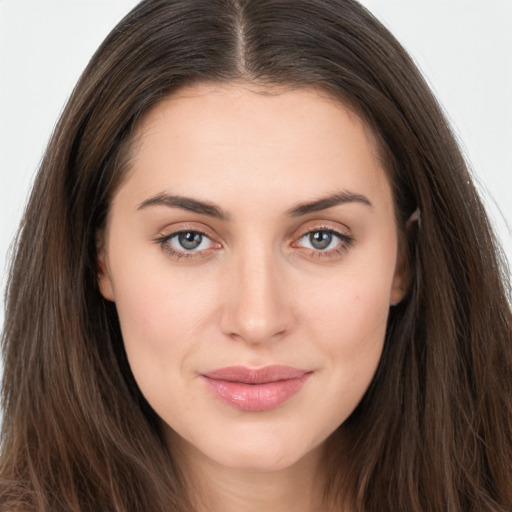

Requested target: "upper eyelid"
[
  {"left": 159, "top": 230, "right": 218, "bottom": 247},
  {"left": 300, "top": 226, "right": 346, "bottom": 235},
  {"left": 155, "top": 221, "right": 352, "bottom": 247},
  {"left": 157, "top": 222, "right": 218, "bottom": 239},
  {"left": 293, "top": 220, "right": 351, "bottom": 238},
  {"left": 160, "top": 226, "right": 348, "bottom": 240},
  {"left": 294, "top": 229, "right": 351, "bottom": 247}
]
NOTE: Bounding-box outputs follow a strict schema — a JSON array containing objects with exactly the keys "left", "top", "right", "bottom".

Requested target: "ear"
[
  {"left": 390, "top": 239, "right": 410, "bottom": 306},
  {"left": 96, "top": 233, "right": 115, "bottom": 302},
  {"left": 390, "top": 208, "right": 420, "bottom": 306}
]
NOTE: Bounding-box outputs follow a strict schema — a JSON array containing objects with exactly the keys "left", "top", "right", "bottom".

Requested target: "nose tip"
[
  {"left": 220, "top": 256, "right": 293, "bottom": 345},
  {"left": 228, "top": 314, "right": 287, "bottom": 345}
]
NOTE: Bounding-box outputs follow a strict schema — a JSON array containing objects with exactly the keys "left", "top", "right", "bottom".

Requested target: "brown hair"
[{"left": 1, "top": 1, "right": 511, "bottom": 510}]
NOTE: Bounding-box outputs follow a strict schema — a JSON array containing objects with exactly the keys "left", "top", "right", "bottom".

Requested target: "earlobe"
[
  {"left": 390, "top": 274, "right": 408, "bottom": 306},
  {"left": 96, "top": 239, "right": 115, "bottom": 302}
]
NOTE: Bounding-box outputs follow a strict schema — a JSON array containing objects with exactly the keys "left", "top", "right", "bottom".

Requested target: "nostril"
[{"left": 220, "top": 298, "right": 292, "bottom": 345}]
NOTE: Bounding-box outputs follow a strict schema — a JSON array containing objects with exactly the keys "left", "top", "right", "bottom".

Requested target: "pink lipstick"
[{"left": 201, "top": 365, "right": 312, "bottom": 412}]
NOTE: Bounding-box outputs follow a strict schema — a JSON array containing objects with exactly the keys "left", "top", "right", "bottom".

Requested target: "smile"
[{"left": 201, "top": 365, "right": 312, "bottom": 412}]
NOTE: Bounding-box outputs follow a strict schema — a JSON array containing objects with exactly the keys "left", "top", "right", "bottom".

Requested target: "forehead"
[
  {"left": 115, "top": 83, "right": 392, "bottom": 215},
  {"left": 134, "top": 83, "right": 380, "bottom": 158}
]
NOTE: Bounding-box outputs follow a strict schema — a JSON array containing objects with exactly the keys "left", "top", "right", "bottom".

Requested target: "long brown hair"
[{"left": 2, "top": 1, "right": 511, "bottom": 510}]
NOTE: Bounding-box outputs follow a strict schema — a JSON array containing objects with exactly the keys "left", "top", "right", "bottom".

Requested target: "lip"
[{"left": 201, "top": 365, "right": 312, "bottom": 412}]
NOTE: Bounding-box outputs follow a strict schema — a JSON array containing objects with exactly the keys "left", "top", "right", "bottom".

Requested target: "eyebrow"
[
  {"left": 137, "top": 190, "right": 372, "bottom": 220},
  {"left": 286, "top": 191, "right": 373, "bottom": 217},
  {"left": 138, "top": 193, "right": 231, "bottom": 220}
]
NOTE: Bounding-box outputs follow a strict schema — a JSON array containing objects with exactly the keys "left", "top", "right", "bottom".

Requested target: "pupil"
[
  {"left": 178, "top": 232, "right": 202, "bottom": 250},
  {"left": 310, "top": 231, "right": 332, "bottom": 250}
]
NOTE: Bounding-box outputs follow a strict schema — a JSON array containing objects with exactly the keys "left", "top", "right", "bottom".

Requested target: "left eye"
[
  {"left": 298, "top": 230, "right": 344, "bottom": 251},
  {"left": 167, "top": 231, "right": 214, "bottom": 252}
]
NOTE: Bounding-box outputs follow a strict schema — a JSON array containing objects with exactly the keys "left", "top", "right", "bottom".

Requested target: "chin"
[
  {"left": 203, "top": 429, "right": 322, "bottom": 473},
  {"left": 215, "top": 450, "right": 305, "bottom": 473}
]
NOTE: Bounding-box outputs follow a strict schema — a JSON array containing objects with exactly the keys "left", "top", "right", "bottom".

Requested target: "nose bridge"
[{"left": 221, "top": 241, "right": 291, "bottom": 344}]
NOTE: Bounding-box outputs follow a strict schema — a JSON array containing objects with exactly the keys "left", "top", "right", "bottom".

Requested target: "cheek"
[
  {"left": 110, "top": 268, "right": 223, "bottom": 432},
  {"left": 110, "top": 262, "right": 218, "bottom": 386},
  {"left": 305, "top": 261, "right": 392, "bottom": 346},
  {"left": 300, "top": 263, "right": 392, "bottom": 418},
  {"left": 310, "top": 291, "right": 388, "bottom": 387}
]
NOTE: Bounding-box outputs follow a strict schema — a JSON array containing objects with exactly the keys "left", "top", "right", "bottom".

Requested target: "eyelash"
[
  {"left": 154, "top": 227, "right": 218, "bottom": 260},
  {"left": 294, "top": 228, "right": 354, "bottom": 258},
  {"left": 154, "top": 226, "right": 354, "bottom": 260}
]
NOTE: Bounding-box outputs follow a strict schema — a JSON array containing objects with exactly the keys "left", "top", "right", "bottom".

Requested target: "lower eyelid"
[{"left": 158, "top": 240, "right": 214, "bottom": 260}]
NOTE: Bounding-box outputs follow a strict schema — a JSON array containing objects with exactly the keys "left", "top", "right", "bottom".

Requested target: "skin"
[{"left": 98, "top": 83, "right": 408, "bottom": 512}]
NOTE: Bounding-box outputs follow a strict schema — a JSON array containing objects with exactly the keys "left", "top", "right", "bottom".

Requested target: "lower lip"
[{"left": 202, "top": 374, "right": 311, "bottom": 412}]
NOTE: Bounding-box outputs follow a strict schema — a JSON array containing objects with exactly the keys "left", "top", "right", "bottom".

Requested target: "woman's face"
[{"left": 98, "top": 84, "right": 407, "bottom": 472}]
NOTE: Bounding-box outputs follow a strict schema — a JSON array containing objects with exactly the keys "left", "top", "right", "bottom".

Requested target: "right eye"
[
  {"left": 171, "top": 231, "right": 210, "bottom": 251},
  {"left": 299, "top": 230, "right": 343, "bottom": 251},
  {"left": 156, "top": 229, "right": 221, "bottom": 259}
]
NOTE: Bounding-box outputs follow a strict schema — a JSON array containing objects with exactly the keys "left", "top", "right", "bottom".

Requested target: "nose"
[{"left": 219, "top": 248, "right": 294, "bottom": 345}]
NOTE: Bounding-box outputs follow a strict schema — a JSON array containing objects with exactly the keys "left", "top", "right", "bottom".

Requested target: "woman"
[{"left": 1, "top": 0, "right": 511, "bottom": 511}]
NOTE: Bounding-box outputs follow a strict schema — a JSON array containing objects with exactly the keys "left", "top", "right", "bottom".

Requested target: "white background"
[{"left": 1, "top": 0, "right": 511, "bottom": 333}]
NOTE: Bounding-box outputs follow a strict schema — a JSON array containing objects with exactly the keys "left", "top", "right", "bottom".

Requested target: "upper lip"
[{"left": 202, "top": 365, "right": 310, "bottom": 384}]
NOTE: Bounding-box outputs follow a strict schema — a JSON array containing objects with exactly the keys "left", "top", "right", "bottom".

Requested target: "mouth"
[{"left": 201, "top": 365, "right": 312, "bottom": 412}]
